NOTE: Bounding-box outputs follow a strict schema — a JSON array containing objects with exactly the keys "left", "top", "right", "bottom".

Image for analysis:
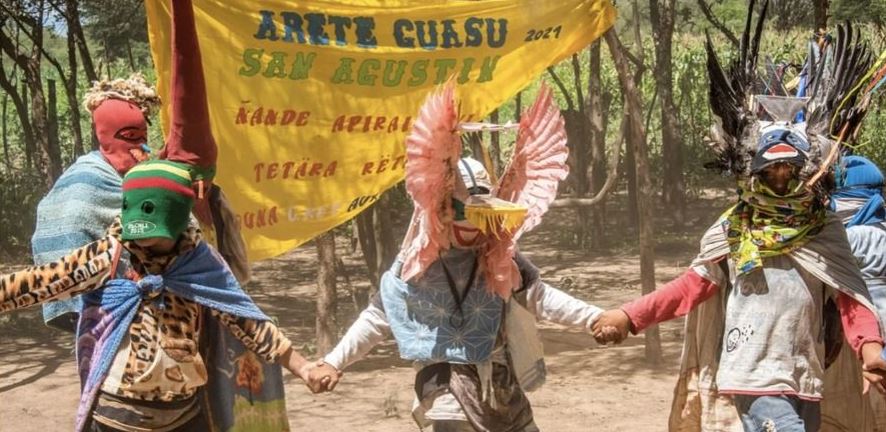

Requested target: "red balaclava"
[{"left": 93, "top": 98, "right": 150, "bottom": 175}]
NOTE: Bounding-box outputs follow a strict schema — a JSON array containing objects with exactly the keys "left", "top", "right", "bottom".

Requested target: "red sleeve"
[
  {"left": 836, "top": 292, "right": 884, "bottom": 357},
  {"left": 620, "top": 268, "right": 720, "bottom": 334}
]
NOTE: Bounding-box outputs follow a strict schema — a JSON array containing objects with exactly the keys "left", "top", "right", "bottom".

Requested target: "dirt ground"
[{"left": 0, "top": 194, "right": 728, "bottom": 432}]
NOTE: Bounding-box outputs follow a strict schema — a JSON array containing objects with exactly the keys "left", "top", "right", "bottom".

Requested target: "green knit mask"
[{"left": 121, "top": 160, "right": 196, "bottom": 241}]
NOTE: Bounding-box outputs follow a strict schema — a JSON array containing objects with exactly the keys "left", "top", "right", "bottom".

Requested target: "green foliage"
[
  {"left": 833, "top": 0, "right": 886, "bottom": 26},
  {"left": 81, "top": 0, "right": 152, "bottom": 69},
  {"left": 0, "top": 172, "right": 45, "bottom": 260}
]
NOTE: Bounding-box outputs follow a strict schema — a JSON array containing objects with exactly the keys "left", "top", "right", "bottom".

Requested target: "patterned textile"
[
  {"left": 381, "top": 248, "right": 504, "bottom": 363},
  {"left": 75, "top": 242, "right": 269, "bottom": 432},
  {"left": 198, "top": 195, "right": 288, "bottom": 432},
  {"left": 32, "top": 151, "right": 122, "bottom": 330},
  {"left": 723, "top": 181, "right": 826, "bottom": 275},
  {"left": 202, "top": 318, "right": 290, "bottom": 432}
]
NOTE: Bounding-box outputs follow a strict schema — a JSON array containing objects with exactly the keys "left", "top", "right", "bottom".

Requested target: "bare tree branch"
[
  {"left": 622, "top": 47, "right": 645, "bottom": 71},
  {"left": 0, "top": 2, "right": 59, "bottom": 72},
  {"left": 551, "top": 115, "right": 625, "bottom": 208},
  {"left": 570, "top": 53, "right": 585, "bottom": 111},
  {"left": 697, "top": 0, "right": 740, "bottom": 47},
  {"left": 644, "top": 86, "right": 659, "bottom": 133},
  {"left": 546, "top": 66, "right": 575, "bottom": 111}
]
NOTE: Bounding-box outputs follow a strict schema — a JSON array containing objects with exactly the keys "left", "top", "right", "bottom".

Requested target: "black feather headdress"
[
  {"left": 704, "top": 0, "right": 879, "bottom": 194},
  {"left": 704, "top": 0, "right": 769, "bottom": 177}
]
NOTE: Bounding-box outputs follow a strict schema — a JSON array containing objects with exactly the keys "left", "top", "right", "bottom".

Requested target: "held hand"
[
  {"left": 307, "top": 360, "right": 343, "bottom": 393},
  {"left": 595, "top": 325, "right": 624, "bottom": 345},
  {"left": 279, "top": 349, "right": 329, "bottom": 394},
  {"left": 591, "top": 309, "right": 631, "bottom": 345},
  {"left": 860, "top": 342, "right": 886, "bottom": 395}
]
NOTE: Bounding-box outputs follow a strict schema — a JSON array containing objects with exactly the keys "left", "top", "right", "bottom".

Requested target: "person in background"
[{"left": 33, "top": 73, "right": 160, "bottom": 332}]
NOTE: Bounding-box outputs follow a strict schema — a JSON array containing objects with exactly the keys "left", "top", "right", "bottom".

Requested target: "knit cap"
[{"left": 121, "top": 160, "right": 195, "bottom": 240}]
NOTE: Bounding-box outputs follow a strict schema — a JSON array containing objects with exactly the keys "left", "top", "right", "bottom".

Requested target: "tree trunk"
[
  {"left": 623, "top": 125, "right": 638, "bottom": 228},
  {"left": 587, "top": 41, "right": 610, "bottom": 248},
  {"left": 563, "top": 108, "right": 593, "bottom": 247},
  {"left": 354, "top": 190, "right": 397, "bottom": 298},
  {"left": 649, "top": 0, "right": 685, "bottom": 225},
  {"left": 373, "top": 192, "right": 396, "bottom": 275},
  {"left": 30, "top": 71, "right": 61, "bottom": 184},
  {"left": 624, "top": 0, "right": 646, "bottom": 230},
  {"left": 489, "top": 108, "right": 501, "bottom": 176},
  {"left": 127, "top": 39, "right": 136, "bottom": 71},
  {"left": 0, "top": 14, "right": 36, "bottom": 170},
  {"left": 0, "top": 68, "right": 36, "bottom": 171},
  {"left": 813, "top": 0, "right": 829, "bottom": 31},
  {"left": 2, "top": 95, "right": 9, "bottom": 171},
  {"left": 515, "top": 91, "right": 522, "bottom": 121},
  {"left": 65, "top": 0, "right": 85, "bottom": 158},
  {"left": 104, "top": 39, "right": 112, "bottom": 78},
  {"left": 315, "top": 232, "right": 338, "bottom": 354},
  {"left": 64, "top": 0, "right": 97, "bottom": 83},
  {"left": 21, "top": 82, "right": 34, "bottom": 171},
  {"left": 605, "top": 29, "right": 662, "bottom": 365},
  {"left": 355, "top": 208, "right": 379, "bottom": 291},
  {"left": 5, "top": 0, "right": 64, "bottom": 184},
  {"left": 47, "top": 79, "right": 61, "bottom": 174}
]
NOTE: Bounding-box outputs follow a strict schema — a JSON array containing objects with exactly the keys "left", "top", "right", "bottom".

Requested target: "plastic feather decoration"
[
  {"left": 482, "top": 84, "right": 569, "bottom": 298},
  {"left": 399, "top": 82, "right": 461, "bottom": 283}
]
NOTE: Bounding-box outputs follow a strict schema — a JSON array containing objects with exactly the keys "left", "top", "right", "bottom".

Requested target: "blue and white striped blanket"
[{"left": 32, "top": 151, "right": 122, "bottom": 330}]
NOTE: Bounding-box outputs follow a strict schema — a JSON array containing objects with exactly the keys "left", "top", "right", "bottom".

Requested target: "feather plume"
[
  {"left": 399, "top": 82, "right": 461, "bottom": 283},
  {"left": 483, "top": 85, "right": 569, "bottom": 298},
  {"left": 805, "top": 22, "right": 874, "bottom": 140},
  {"left": 704, "top": 0, "right": 770, "bottom": 177}
]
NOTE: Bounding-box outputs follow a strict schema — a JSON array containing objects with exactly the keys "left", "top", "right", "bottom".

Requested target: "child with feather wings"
[{"left": 308, "top": 83, "right": 606, "bottom": 432}]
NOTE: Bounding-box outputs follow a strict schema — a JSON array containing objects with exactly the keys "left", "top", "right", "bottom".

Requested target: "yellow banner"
[{"left": 146, "top": 0, "right": 615, "bottom": 261}]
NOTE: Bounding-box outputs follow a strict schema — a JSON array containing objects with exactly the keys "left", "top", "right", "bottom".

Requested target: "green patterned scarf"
[{"left": 722, "top": 180, "right": 827, "bottom": 275}]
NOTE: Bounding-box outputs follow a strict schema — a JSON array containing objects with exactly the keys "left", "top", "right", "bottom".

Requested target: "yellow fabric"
[
  {"left": 464, "top": 199, "right": 526, "bottom": 236},
  {"left": 127, "top": 162, "right": 192, "bottom": 180},
  {"left": 145, "top": 0, "right": 616, "bottom": 261}
]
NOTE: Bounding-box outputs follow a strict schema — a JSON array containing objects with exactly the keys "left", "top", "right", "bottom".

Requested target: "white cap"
[{"left": 458, "top": 157, "right": 493, "bottom": 192}]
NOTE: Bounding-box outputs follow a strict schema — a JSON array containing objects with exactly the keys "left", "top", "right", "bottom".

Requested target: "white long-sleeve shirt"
[{"left": 324, "top": 280, "right": 603, "bottom": 370}]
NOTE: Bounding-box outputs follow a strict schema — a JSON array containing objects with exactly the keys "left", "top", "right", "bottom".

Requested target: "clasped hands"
[
  {"left": 281, "top": 349, "right": 343, "bottom": 394},
  {"left": 297, "top": 359, "right": 343, "bottom": 394},
  {"left": 591, "top": 309, "right": 632, "bottom": 345}
]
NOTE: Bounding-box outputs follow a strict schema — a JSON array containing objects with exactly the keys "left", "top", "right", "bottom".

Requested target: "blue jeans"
[
  {"left": 867, "top": 282, "right": 886, "bottom": 325},
  {"left": 733, "top": 395, "right": 821, "bottom": 432}
]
